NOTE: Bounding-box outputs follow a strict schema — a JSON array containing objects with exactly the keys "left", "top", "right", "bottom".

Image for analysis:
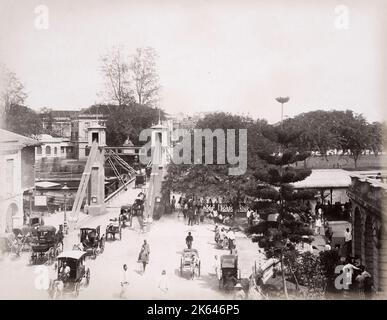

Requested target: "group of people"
[
  {"left": 172, "top": 196, "right": 206, "bottom": 225},
  {"left": 340, "top": 257, "right": 374, "bottom": 299},
  {"left": 214, "top": 225, "right": 236, "bottom": 252}
]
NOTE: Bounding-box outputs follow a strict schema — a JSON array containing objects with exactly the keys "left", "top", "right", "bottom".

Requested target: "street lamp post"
[
  {"left": 62, "top": 183, "right": 69, "bottom": 234},
  {"left": 275, "top": 97, "right": 290, "bottom": 128}
]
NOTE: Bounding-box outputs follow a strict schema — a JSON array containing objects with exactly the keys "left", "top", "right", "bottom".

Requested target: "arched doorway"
[
  {"left": 364, "top": 216, "right": 374, "bottom": 275},
  {"left": 353, "top": 207, "right": 362, "bottom": 258},
  {"left": 5, "top": 203, "right": 18, "bottom": 233}
]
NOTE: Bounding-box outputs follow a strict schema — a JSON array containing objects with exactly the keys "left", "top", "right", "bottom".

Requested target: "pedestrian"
[
  {"left": 171, "top": 195, "right": 176, "bottom": 212},
  {"left": 234, "top": 283, "right": 246, "bottom": 300},
  {"left": 342, "top": 259, "right": 361, "bottom": 292},
  {"left": 185, "top": 232, "right": 193, "bottom": 249},
  {"left": 344, "top": 228, "right": 352, "bottom": 257},
  {"left": 227, "top": 228, "right": 236, "bottom": 252},
  {"left": 214, "top": 255, "right": 221, "bottom": 280},
  {"left": 138, "top": 240, "right": 150, "bottom": 274},
  {"left": 183, "top": 202, "right": 188, "bottom": 219},
  {"left": 120, "top": 264, "right": 129, "bottom": 298},
  {"left": 355, "top": 266, "right": 371, "bottom": 299},
  {"left": 315, "top": 216, "right": 322, "bottom": 235},
  {"left": 158, "top": 270, "right": 169, "bottom": 294}
]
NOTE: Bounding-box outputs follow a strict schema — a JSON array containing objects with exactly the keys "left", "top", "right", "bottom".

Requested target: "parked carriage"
[
  {"left": 180, "top": 248, "right": 201, "bottom": 279},
  {"left": 74, "top": 226, "right": 105, "bottom": 259},
  {"left": 219, "top": 254, "right": 241, "bottom": 291},
  {"left": 120, "top": 205, "right": 133, "bottom": 227},
  {"left": 48, "top": 250, "right": 90, "bottom": 299},
  {"left": 135, "top": 174, "right": 146, "bottom": 188},
  {"left": 105, "top": 220, "right": 122, "bottom": 241},
  {"left": 29, "top": 226, "right": 63, "bottom": 265}
]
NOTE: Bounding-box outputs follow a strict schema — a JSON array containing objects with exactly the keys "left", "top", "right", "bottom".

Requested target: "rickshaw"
[
  {"left": 12, "top": 227, "right": 34, "bottom": 252},
  {"left": 119, "top": 205, "right": 133, "bottom": 227},
  {"left": 30, "top": 226, "right": 63, "bottom": 265},
  {"left": 0, "top": 233, "right": 22, "bottom": 258},
  {"left": 48, "top": 250, "right": 90, "bottom": 299},
  {"left": 135, "top": 174, "right": 146, "bottom": 188},
  {"left": 180, "top": 248, "right": 201, "bottom": 279},
  {"left": 219, "top": 254, "right": 241, "bottom": 291},
  {"left": 105, "top": 219, "right": 122, "bottom": 241},
  {"left": 74, "top": 225, "right": 105, "bottom": 259}
]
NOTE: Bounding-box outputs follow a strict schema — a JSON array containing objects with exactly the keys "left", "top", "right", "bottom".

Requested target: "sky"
[{"left": 0, "top": 0, "right": 386, "bottom": 123}]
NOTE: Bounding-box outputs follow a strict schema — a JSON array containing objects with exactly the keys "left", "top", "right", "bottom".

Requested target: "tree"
[
  {"left": 331, "top": 110, "right": 370, "bottom": 168},
  {"left": 287, "top": 111, "right": 340, "bottom": 155},
  {"left": 0, "top": 66, "right": 27, "bottom": 117},
  {"left": 100, "top": 46, "right": 134, "bottom": 106},
  {"left": 284, "top": 251, "right": 327, "bottom": 298},
  {"left": 82, "top": 103, "right": 164, "bottom": 147},
  {"left": 3, "top": 104, "right": 43, "bottom": 137},
  {"left": 162, "top": 112, "right": 268, "bottom": 201},
  {"left": 130, "top": 47, "right": 160, "bottom": 106},
  {"left": 247, "top": 123, "right": 314, "bottom": 299},
  {"left": 366, "top": 121, "right": 384, "bottom": 156}
]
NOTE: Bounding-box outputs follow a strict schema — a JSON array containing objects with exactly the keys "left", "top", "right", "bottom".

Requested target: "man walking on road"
[
  {"left": 186, "top": 232, "right": 193, "bottom": 249},
  {"left": 344, "top": 228, "right": 352, "bottom": 257},
  {"left": 138, "top": 240, "right": 150, "bottom": 274},
  {"left": 120, "top": 264, "right": 129, "bottom": 298},
  {"left": 158, "top": 270, "right": 169, "bottom": 294}
]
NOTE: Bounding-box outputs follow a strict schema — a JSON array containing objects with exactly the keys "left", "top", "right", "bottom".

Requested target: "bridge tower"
[{"left": 86, "top": 124, "right": 106, "bottom": 216}]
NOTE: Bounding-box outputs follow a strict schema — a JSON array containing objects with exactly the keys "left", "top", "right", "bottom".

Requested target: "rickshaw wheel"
[
  {"left": 74, "top": 282, "right": 80, "bottom": 297},
  {"left": 85, "top": 268, "right": 90, "bottom": 286}
]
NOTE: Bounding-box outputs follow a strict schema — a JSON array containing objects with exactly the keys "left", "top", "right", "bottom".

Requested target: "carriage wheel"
[
  {"left": 85, "top": 268, "right": 90, "bottom": 286},
  {"left": 29, "top": 253, "right": 35, "bottom": 265},
  {"left": 74, "top": 282, "right": 80, "bottom": 297}
]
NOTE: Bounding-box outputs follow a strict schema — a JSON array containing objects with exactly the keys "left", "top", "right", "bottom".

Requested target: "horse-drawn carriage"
[
  {"left": 30, "top": 226, "right": 63, "bottom": 265},
  {"left": 135, "top": 174, "right": 146, "bottom": 188},
  {"left": 219, "top": 254, "right": 241, "bottom": 291},
  {"left": 180, "top": 248, "right": 201, "bottom": 279},
  {"left": 48, "top": 250, "right": 90, "bottom": 299},
  {"left": 119, "top": 205, "right": 132, "bottom": 227},
  {"left": 106, "top": 220, "right": 122, "bottom": 241},
  {"left": 73, "top": 225, "right": 105, "bottom": 259}
]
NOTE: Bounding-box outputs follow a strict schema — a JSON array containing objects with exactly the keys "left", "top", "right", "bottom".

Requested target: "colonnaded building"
[{"left": 347, "top": 172, "right": 387, "bottom": 296}]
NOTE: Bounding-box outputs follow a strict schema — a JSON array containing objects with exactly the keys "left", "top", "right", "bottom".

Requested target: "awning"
[
  {"left": 35, "top": 181, "right": 61, "bottom": 188},
  {"left": 292, "top": 169, "right": 352, "bottom": 189}
]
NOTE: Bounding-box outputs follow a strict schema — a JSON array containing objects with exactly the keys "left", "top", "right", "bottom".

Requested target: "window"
[
  {"left": 54, "top": 147, "right": 57, "bottom": 155},
  {"left": 5, "top": 159, "right": 14, "bottom": 193},
  {"left": 61, "top": 147, "right": 65, "bottom": 154},
  {"left": 36, "top": 146, "right": 42, "bottom": 155},
  {"left": 46, "top": 146, "right": 51, "bottom": 155}
]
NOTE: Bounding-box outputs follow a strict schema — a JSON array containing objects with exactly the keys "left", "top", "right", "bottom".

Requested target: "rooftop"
[{"left": 0, "top": 129, "right": 41, "bottom": 147}]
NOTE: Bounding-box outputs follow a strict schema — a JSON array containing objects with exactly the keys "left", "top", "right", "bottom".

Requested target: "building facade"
[
  {"left": 35, "top": 134, "right": 74, "bottom": 159},
  {"left": 70, "top": 113, "right": 107, "bottom": 159},
  {"left": 0, "top": 129, "right": 39, "bottom": 233},
  {"left": 347, "top": 172, "right": 387, "bottom": 295}
]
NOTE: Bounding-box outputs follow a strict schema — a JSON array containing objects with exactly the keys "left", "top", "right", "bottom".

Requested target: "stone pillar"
[{"left": 87, "top": 148, "right": 106, "bottom": 216}]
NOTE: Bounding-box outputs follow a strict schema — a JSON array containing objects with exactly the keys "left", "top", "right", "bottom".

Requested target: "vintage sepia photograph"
[{"left": 0, "top": 0, "right": 387, "bottom": 303}]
